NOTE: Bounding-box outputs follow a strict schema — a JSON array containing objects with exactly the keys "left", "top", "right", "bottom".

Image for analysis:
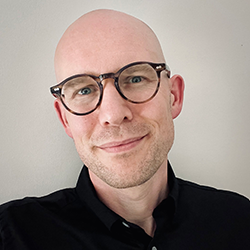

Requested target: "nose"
[{"left": 97, "top": 79, "right": 133, "bottom": 126}]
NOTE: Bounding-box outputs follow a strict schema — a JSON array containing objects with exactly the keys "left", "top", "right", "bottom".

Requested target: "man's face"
[
  {"left": 59, "top": 71, "right": 174, "bottom": 189},
  {"left": 54, "top": 11, "right": 183, "bottom": 188}
]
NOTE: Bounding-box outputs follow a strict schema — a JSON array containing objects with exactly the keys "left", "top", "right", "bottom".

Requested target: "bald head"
[{"left": 55, "top": 9, "right": 165, "bottom": 82}]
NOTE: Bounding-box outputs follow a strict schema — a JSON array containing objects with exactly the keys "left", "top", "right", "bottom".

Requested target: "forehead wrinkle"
[{"left": 54, "top": 9, "right": 165, "bottom": 82}]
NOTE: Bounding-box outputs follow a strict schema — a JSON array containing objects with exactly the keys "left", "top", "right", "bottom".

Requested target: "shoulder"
[
  {"left": 177, "top": 177, "right": 249, "bottom": 204},
  {"left": 176, "top": 177, "right": 250, "bottom": 217},
  {"left": 175, "top": 178, "right": 250, "bottom": 244},
  {"left": 0, "top": 188, "right": 93, "bottom": 249},
  {"left": 0, "top": 188, "right": 83, "bottom": 248},
  {"left": 0, "top": 187, "right": 78, "bottom": 225}
]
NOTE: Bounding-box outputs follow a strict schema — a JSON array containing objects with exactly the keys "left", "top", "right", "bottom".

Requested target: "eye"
[
  {"left": 78, "top": 87, "right": 92, "bottom": 95},
  {"left": 130, "top": 76, "right": 142, "bottom": 83}
]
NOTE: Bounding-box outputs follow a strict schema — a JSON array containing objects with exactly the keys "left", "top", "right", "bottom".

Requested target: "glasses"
[{"left": 50, "top": 61, "right": 171, "bottom": 116}]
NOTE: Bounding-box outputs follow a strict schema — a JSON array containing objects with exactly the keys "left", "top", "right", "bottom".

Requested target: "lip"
[{"left": 97, "top": 136, "right": 146, "bottom": 153}]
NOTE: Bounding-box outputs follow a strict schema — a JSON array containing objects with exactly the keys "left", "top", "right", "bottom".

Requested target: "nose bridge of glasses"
[
  {"left": 98, "top": 72, "right": 125, "bottom": 102},
  {"left": 99, "top": 73, "right": 116, "bottom": 82}
]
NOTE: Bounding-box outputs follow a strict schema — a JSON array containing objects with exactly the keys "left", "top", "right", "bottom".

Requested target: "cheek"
[
  {"left": 142, "top": 89, "right": 173, "bottom": 139},
  {"left": 67, "top": 115, "right": 95, "bottom": 144},
  {"left": 142, "top": 88, "right": 172, "bottom": 123}
]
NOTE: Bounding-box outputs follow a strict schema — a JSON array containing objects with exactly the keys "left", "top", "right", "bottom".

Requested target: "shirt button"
[
  {"left": 122, "top": 221, "right": 130, "bottom": 228},
  {"left": 152, "top": 247, "right": 157, "bottom": 250}
]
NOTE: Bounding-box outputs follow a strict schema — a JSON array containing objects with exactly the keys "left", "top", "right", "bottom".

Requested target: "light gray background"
[{"left": 0, "top": 0, "right": 249, "bottom": 204}]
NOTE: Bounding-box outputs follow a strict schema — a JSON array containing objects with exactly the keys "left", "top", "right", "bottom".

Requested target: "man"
[{"left": 0, "top": 9, "right": 249, "bottom": 250}]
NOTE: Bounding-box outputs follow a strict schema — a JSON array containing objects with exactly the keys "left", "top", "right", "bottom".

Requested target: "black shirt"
[{"left": 0, "top": 162, "right": 249, "bottom": 250}]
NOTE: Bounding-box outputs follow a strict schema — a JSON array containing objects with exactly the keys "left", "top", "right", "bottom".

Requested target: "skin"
[{"left": 54, "top": 9, "right": 184, "bottom": 236}]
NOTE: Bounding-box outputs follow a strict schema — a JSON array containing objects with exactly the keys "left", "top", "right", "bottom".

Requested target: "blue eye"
[
  {"left": 130, "top": 76, "right": 142, "bottom": 83},
  {"left": 78, "top": 88, "right": 92, "bottom": 95}
]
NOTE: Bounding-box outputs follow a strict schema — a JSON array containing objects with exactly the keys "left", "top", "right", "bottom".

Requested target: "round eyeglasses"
[{"left": 50, "top": 61, "right": 171, "bottom": 116}]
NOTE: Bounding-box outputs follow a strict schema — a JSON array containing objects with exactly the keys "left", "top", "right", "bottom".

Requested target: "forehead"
[{"left": 55, "top": 11, "right": 165, "bottom": 81}]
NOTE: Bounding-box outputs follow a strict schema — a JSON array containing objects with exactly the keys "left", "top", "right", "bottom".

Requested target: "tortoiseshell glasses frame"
[{"left": 50, "top": 61, "right": 171, "bottom": 116}]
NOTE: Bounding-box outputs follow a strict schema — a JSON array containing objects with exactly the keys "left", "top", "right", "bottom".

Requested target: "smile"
[{"left": 97, "top": 136, "right": 146, "bottom": 154}]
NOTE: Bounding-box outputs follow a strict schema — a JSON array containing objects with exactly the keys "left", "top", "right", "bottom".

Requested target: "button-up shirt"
[{"left": 0, "top": 162, "right": 249, "bottom": 249}]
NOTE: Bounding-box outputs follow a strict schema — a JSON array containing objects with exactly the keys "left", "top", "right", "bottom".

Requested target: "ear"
[
  {"left": 54, "top": 99, "right": 73, "bottom": 138},
  {"left": 169, "top": 74, "right": 185, "bottom": 119}
]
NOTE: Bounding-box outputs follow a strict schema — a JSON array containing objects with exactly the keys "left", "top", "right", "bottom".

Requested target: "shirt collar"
[
  {"left": 75, "top": 166, "right": 121, "bottom": 230},
  {"left": 167, "top": 161, "right": 179, "bottom": 213},
  {"left": 152, "top": 161, "right": 179, "bottom": 227},
  {"left": 75, "top": 161, "right": 179, "bottom": 231}
]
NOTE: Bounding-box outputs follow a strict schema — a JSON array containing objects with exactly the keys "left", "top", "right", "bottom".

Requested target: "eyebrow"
[{"left": 62, "top": 76, "right": 94, "bottom": 89}]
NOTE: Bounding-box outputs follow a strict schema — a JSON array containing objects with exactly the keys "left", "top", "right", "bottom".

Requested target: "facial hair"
[{"left": 74, "top": 116, "right": 175, "bottom": 189}]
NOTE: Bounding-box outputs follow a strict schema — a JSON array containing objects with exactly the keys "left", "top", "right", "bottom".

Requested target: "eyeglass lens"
[{"left": 61, "top": 63, "right": 159, "bottom": 115}]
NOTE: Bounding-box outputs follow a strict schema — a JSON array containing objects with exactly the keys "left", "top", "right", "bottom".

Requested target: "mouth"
[{"left": 97, "top": 135, "right": 146, "bottom": 154}]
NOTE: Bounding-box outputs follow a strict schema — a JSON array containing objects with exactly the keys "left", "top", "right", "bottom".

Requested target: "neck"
[{"left": 89, "top": 162, "right": 169, "bottom": 237}]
